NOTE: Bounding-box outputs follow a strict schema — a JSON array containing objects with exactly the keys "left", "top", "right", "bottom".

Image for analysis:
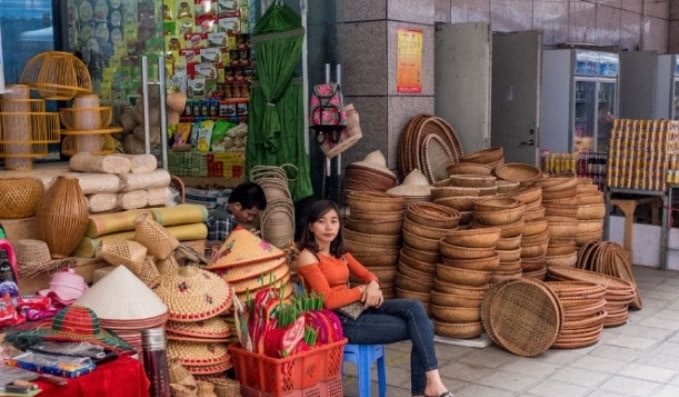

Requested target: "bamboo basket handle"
[{"left": 170, "top": 174, "right": 186, "bottom": 204}]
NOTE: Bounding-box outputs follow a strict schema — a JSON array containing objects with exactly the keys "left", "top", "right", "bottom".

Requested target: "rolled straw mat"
[
  {"left": 74, "top": 223, "right": 208, "bottom": 258},
  {"left": 151, "top": 204, "right": 208, "bottom": 226},
  {"left": 86, "top": 209, "right": 151, "bottom": 237}
]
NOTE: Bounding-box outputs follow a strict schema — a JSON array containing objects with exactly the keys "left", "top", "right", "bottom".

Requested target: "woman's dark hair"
[
  {"left": 298, "top": 200, "right": 346, "bottom": 258},
  {"left": 228, "top": 182, "right": 267, "bottom": 210}
]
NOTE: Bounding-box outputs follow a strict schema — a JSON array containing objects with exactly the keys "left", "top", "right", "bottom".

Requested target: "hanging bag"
[
  {"left": 318, "top": 104, "right": 362, "bottom": 158},
  {"left": 310, "top": 83, "right": 347, "bottom": 128}
]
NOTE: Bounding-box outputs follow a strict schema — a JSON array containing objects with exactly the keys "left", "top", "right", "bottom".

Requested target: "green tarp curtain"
[{"left": 246, "top": 2, "right": 311, "bottom": 201}]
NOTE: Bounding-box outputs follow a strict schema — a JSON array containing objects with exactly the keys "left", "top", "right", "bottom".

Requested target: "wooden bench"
[{"left": 610, "top": 197, "right": 662, "bottom": 259}]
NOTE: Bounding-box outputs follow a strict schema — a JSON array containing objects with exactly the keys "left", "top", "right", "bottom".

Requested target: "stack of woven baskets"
[
  {"left": 547, "top": 266, "right": 636, "bottom": 327},
  {"left": 458, "top": 147, "right": 505, "bottom": 169},
  {"left": 431, "top": 227, "right": 501, "bottom": 339},
  {"left": 396, "top": 202, "right": 460, "bottom": 312},
  {"left": 574, "top": 178, "right": 605, "bottom": 245},
  {"left": 344, "top": 191, "right": 404, "bottom": 298},
  {"left": 343, "top": 150, "right": 398, "bottom": 195},
  {"left": 545, "top": 281, "right": 607, "bottom": 349},
  {"left": 430, "top": 186, "right": 481, "bottom": 226},
  {"left": 251, "top": 165, "right": 296, "bottom": 250},
  {"left": 493, "top": 162, "right": 543, "bottom": 186}
]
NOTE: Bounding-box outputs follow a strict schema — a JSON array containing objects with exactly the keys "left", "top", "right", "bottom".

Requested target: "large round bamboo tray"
[
  {"left": 442, "top": 227, "right": 501, "bottom": 248},
  {"left": 0, "top": 178, "right": 44, "bottom": 219},
  {"left": 439, "top": 240, "right": 496, "bottom": 260},
  {"left": 435, "top": 265, "right": 491, "bottom": 286},
  {"left": 441, "top": 254, "right": 500, "bottom": 271},
  {"left": 434, "top": 320, "right": 483, "bottom": 339}
]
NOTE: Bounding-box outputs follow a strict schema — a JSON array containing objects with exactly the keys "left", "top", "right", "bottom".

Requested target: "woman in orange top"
[{"left": 296, "top": 200, "right": 453, "bottom": 397}]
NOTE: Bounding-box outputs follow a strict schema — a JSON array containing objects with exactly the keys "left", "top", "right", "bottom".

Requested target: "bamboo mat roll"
[
  {"left": 74, "top": 223, "right": 208, "bottom": 257},
  {"left": 151, "top": 204, "right": 208, "bottom": 226},
  {"left": 85, "top": 209, "right": 151, "bottom": 237}
]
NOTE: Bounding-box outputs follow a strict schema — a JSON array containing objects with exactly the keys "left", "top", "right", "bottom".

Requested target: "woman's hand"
[{"left": 360, "top": 280, "right": 383, "bottom": 308}]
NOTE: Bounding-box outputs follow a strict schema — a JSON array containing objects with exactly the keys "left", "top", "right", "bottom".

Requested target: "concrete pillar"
[
  {"left": 335, "top": 0, "right": 436, "bottom": 173},
  {"left": 671, "top": 0, "right": 679, "bottom": 53}
]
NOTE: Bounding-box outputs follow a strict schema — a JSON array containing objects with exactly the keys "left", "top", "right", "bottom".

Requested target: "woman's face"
[{"left": 310, "top": 208, "right": 340, "bottom": 246}]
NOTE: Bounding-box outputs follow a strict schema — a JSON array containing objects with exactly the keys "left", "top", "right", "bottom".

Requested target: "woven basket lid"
[
  {"left": 482, "top": 278, "right": 562, "bottom": 357},
  {"left": 386, "top": 169, "right": 432, "bottom": 196},
  {"left": 206, "top": 227, "right": 285, "bottom": 270},
  {"left": 155, "top": 265, "right": 232, "bottom": 322},
  {"left": 74, "top": 265, "right": 168, "bottom": 321},
  {"left": 167, "top": 340, "right": 229, "bottom": 366},
  {"left": 167, "top": 317, "right": 231, "bottom": 340},
  {"left": 351, "top": 150, "right": 396, "bottom": 178}
]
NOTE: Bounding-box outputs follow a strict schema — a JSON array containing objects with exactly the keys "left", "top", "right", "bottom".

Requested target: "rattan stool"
[{"left": 343, "top": 344, "right": 386, "bottom": 397}]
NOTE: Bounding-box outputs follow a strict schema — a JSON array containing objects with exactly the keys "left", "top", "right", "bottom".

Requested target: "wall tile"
[
  {"left": 645, "top": 0, "right": 670, "bottom": 19},
  {"left": 435, "top": 0, "right": 452, "bottom": 22},
  {"left": 621, "top": 10, "right": 643, "bottom": 50},
  {"left": 336, "top": 0, "right": 387, "bottom": 23},
  {"left": 386, "top": 96, "right": 435, "bottom": 169},
  {"left": 569, "top": 1, "right": 597, "bottom": 44},
  {"left": 450, "top": 0, "right": 491, "bottom": 23},
  {"left": 622, "top": 0, "right": 643, "bottom": 13},
  {"left": 387, "top": 22, "right": 435, "bottom": 96},
  {"left": 593, "top": 0, "right": 622, "bottom": 7},
  {"left": 642, "top": 15, "right": 669, "bottom": 50},
  {"left": 669, "top": 20, "right": 679, "bottom": 52},
  {"left": 594, "top": 5, "right": 622, "bottom": 46},
  {"left": 489, "top": 0, "right": 533, "bottom": 31},
  {"left": 388, "top": 0, "right": 436, "bottom": 24},
  {"left": 336, "top": 22, "right": 389, "bottom": 96},
  {"left": 533, "top": 0, "right": 569, "bottom": 46},
  {"left": 340, "top": 96, "right": 390, "bottom": 168}
]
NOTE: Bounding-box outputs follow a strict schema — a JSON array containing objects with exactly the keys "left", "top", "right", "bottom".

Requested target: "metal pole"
[
  {"left": 301, "top": 0, "right": 309, "bottom": 154},
  {"left": 158, "top": 56, "right": 168, "bottom": 169},
  {"left": 324, "top": 64, "right": 331, "bottom": 194},
  {"left": 141, "top": 56, "right": 151, "bottom": 154},
  {"left": 335, "top": 64, "right": 342, "bottom": 204}
]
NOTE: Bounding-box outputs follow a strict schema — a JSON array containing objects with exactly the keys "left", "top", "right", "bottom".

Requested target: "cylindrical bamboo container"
[
  {"left": 73, "top": 94, "right": 101, "bottom": 153},
  {"left": 2, "top": 84, "right": 32, "bottom": 170}
]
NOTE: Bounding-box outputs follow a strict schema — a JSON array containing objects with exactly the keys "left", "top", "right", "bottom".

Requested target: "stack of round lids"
[
  {"left": 547, "top": 266, "right": 635, "bottom": 327},
  {"left": 74, "top": 266, "right": 169, "bottom": 354},
  {"left": 397, "top": 114, "right": 464, "bottom": 184},
  {"left": 481, "top": 278, "right": 563, "bottom": 357},
  {"left": 545, "top": 281, "right": 607, "bottom": 349},
  {"left": 344, "top": 150, "right": 398, "bottom": 194},
  {"left": 166, "top": 317, "right": 233, "bottom": 376}
]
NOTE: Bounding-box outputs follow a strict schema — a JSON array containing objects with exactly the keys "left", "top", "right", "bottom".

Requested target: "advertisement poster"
[{"left": 396, "top": 28, "right": 422, "bottom": 93}]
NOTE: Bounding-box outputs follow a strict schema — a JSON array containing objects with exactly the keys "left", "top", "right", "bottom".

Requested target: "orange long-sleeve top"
[{"left": 295, "top": 251, "right": 379, "bottom": 310}]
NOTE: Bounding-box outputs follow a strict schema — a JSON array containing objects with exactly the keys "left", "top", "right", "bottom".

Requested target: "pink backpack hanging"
[{"left": 310, "top": 83, "right": 347, "bottom": 128}]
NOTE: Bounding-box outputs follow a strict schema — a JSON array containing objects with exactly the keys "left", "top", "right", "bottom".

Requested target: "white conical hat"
[
  {"left": 351, "top": 150, "right": 396, "bottom": 178},
  {"left": 386, "top": 169, "right": 432, "bottom": 196},
  {"left": 74, "top": 266, "right": 168, "bottom": 321}
]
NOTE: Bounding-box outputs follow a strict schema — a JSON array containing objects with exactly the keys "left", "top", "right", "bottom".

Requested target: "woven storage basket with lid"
[
  {"left": 0, "top": 178, "right": 43, "bottom": 218},
  {"left": 154, "top": 265, "right": 232, "bottom": 322}
]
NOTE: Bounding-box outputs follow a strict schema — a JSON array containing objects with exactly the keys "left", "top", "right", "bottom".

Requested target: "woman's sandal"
[{"left": 424, "top": 392, "right": 454, "bottom": 397}]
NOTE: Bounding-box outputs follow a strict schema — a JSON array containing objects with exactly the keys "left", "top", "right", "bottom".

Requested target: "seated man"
[{"left": 206, "top": 182, "right": 267, "bottom": 244}]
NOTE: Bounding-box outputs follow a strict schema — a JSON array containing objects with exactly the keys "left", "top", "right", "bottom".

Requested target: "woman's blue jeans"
[{"left": 335, "top": 298, "right": 437, "bottom": 395}]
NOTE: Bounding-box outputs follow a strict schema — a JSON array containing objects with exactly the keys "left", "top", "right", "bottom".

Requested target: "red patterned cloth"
[{"left": 35, "top": 356, "right": 150, "bottom": 397}]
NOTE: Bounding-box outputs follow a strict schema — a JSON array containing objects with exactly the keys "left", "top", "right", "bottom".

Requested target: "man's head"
[{"left": 226, "top": 182, "right": 267, "bottom": 224}]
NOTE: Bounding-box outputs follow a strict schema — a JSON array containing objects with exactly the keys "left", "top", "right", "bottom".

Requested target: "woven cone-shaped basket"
[
  {"left": 134, "top": 213, "right": 180, "bottom": 260},
  {"left": 137, "top": 256, "right": 161, "bottom": 289},
  {"left": 36, "top": 176, "right": 89, "bottom": 258},
  {"left": 157, "top": 255, "right": 180, "bottom": 274},
  {"left": 169, "top": 358, "right": 197, "bottom": 388},
  {"left": 170, "top": 384, "right": 198, "bottom": 397},
  {"left": 208, "top": 378, "right": 240, "bottom": 397},
  {"left": 96, "top": 240, "right": 147, "bottom": 271}
]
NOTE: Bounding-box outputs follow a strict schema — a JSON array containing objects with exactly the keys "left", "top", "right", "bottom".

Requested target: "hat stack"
[
  {"left": 386, "top": 169, "right": 432, "bottom": 206},
  {"left": 74, "top": 266, "right": 169, "bottom": 354},
  {"left": 154, "top": 265, "right": 233, "bottom": 376},
  {"left": 344, "top": 151, "right": 398, "bottom": 195}
]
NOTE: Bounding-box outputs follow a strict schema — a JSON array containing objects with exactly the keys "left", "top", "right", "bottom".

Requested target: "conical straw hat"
[
  {"left": 211, "top": 256, "right": 286, "bottom": 283},
  {"left": 74, "top": 265, "right": 168, "bottom": 321},
  {"left": 167, "top": 340, "right": 229, "bottom": 367},
  {"left": 134, "top": 213, "right": 180, "bottom": 260},
  {"left": 351, "top": 150, "right": 396, "bottom": 178},
  {"left": 206, "top": 227, "right": 285, "bottom": 270},
  {"left": 387, "top": 169, "right": 432, "bottom": 196},
  {"left": 167, "top": 317, "right": 231, "bottom": 340},
  {"left": 154, "top": 265, "right": 232, "bottom": 322}
]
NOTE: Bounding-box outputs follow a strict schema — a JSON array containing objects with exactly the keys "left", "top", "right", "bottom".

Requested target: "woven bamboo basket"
[
  {"left": 442, "top": 227, "right": 501, "bottom": 248},
  {"left": 433, "top": 280, "right": 490, "bottom": 299},
  {"left": 434, "top": 320, "right": 483, "bottom": 339},
  {"left": 402, "top": 229, "right": 440, "bottom": 252},
  {"left": 433, "top": 196, "right": 478, "bottom": 211},
  {"left": 473, "top": 218, "right": 525, "bottom": 238},
  {"left": 524, "top": 206, "right": 546, "bottom": 221},
  {"left": 407, "top": 202, "right": 461, "bottom": 229},
  {"left": 500, "top": 186, "right": 542, "bottom": 205},
  {"left": 496, "top": 247, "right": 521, "bottom": 262},
  {"left": 342, "top": 226, "right": 400, "bottom": 247},
  {"left": 520, "top": 242, "right": 549, "bottom": 259},
  {"left": 496, "top": 235, "right": 522, "bottom": 250},
  {"left": 576, "top": 220, "right": 604, "bottom": 234},
  {"left": 441, "top": 254, "right": 500, "bottom": 271},
  {"left": 430, "top": 186, "right": 481, "bottom": 201},
  {"left": 170, "top": 384, "right": 198, "bottom": 397},
  {"left": 349, "top": 208, "right": 402, "bottom": 221},
  {"left": 545, "top": 217, "right": 578, "bottom": 239},
  {"left": 395, "top": 272, "right": 433, "bottom": 293},
  {"left": 19, "top": 51, "right": 93, "bottom": 100},
  {"left": 542, "top": 196, "right": 578, "bottom": 206},
  {"left": 536, "top": 177, "right": 578, "bottom": 191},
  {"left": 473, "top": 197, "right": 522, "bottom": 211},
  {"left": 577, "top": 192, "right": 604, "bottom": 205},
  {"left": 546, "top": 243, "right": 576, "bottom": 256},
  {"left": 493, "top": 163, "right": 542, "bottom": 184},
  {"left": 208, "top": 378, "right": 240, "bottom": 397},
  {"left": 489, "top": 269, "right": 523, "bottom": 284},
  {"left": 398, "top": 250, "right": 437, "bottom": 273},
  {"left": 398, "top": 261, "right": 436, "bottom": 281},
  {"left": 346, "top": 191, "right": 405, "bottom": 212},
  {"left": 497, "top": 258, "right": 522, "bottom": 272},
  {"left": 259, "top": 200, "right": 296, "bottom": 250},
  {"left": 134, "top": 213, "right": 180, "bottom": 260},
  {"left": 521, "top": 229, "right": 550, "bottom": 245},
  {"left": 521, "top": 255, "right": 547, "bottom": 272},
  {"left": 36, "top": 176, "right": 89, "bottom": 258},
  {"left": 402, "top": 217, "right": 452, "bottom": 240},
  {"left": 545, "top": 252, "right": 578, "bottom": 267},
  {"left": 358, "top": 252, "right": 400, "bottom": 267},
  {"left": 575, "top": 230, "right": 603, "bottom": 246},
  {"left": 169, "top": 358, "right": 197, "bottom": 388},
  {"left": 472, "top": 206, "right": 526, "bottom": 226},
  {"left": 0, "top": 178, "right": 44, "bottom": 219},
  {"left": 576, "top": 204, "right": 606, "bottom": 220},
  {"left": 436, "top": 265, "right": 491, "bottom": 286},
  {"left": 395, "top": 287, "right": 431, "bottom": 303},
  {"left": 460, "top": 147, "right": 504, "bottom": 164},
  {"left": 446, "top": 174, "right": 497, "bottom": 188},
  {"left": 496, "top": 180, "right": 521, "bottom": 193},
  {"left": 439, "top": 240, "right": 496, "bottom": 260},
  {"left": 431, "top": 305, "right": 480, "bottom": 323},
  {"left": 345, "top": 217, "right": 402, "bottom": 235},
  {"left": 430, "top": 290, "right": 483, "bottom": 307},
  {"left": 521, "top": 219, "right": 549, "bottom": 236},
  {"left": 401, "top": 244, "right": 441, "bottom": 263},
  {"left": 458, "top": 211, "right": 473, "bottom": 225},
  {"left": 446, "top": 162, "right": 492, "bottom": 176}
]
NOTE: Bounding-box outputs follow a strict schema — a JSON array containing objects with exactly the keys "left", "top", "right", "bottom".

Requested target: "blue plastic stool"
[{"left": 342, "top": 344, "right": 387, "bottom": 397}]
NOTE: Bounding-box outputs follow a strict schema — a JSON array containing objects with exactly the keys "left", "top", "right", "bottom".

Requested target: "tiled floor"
[{"left": 342, "top": 266, "right": 679, "bottom": 397}]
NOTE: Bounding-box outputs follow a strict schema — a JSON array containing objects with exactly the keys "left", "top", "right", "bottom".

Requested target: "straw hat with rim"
[
  {"left": 351, "top": 150, "right": 397, "bottom": 178},
  {"left": 166, "top": 317, "right": 231, "bottom": 341},
  {"left": 386, "top": 169, "right": 432, "bottom": 197},
  {"left": 15, "top": 239, "right": 75, "bottom": 279},
  {"left": 167, "top": 340, "right": 229, "bottom": 367},
  {"left": 206, "top": 226, "right": 285, "bottom": 270},
  {"left": 154, "top": 265, "right": 232, "bottom": 322},
  {"left": 74, "top": 265, "right": 168, "bottom": 321},
  {"left": 4, "top": 305, "right": 132, "bottom": 352}
]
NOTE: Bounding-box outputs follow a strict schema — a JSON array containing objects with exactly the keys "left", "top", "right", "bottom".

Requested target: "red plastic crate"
[
  {"left": 240, "top": 379, "right": 344, "bottom": 397},
  {"left": 228, "top": 338, "right": 346, "bottom": 397}
]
